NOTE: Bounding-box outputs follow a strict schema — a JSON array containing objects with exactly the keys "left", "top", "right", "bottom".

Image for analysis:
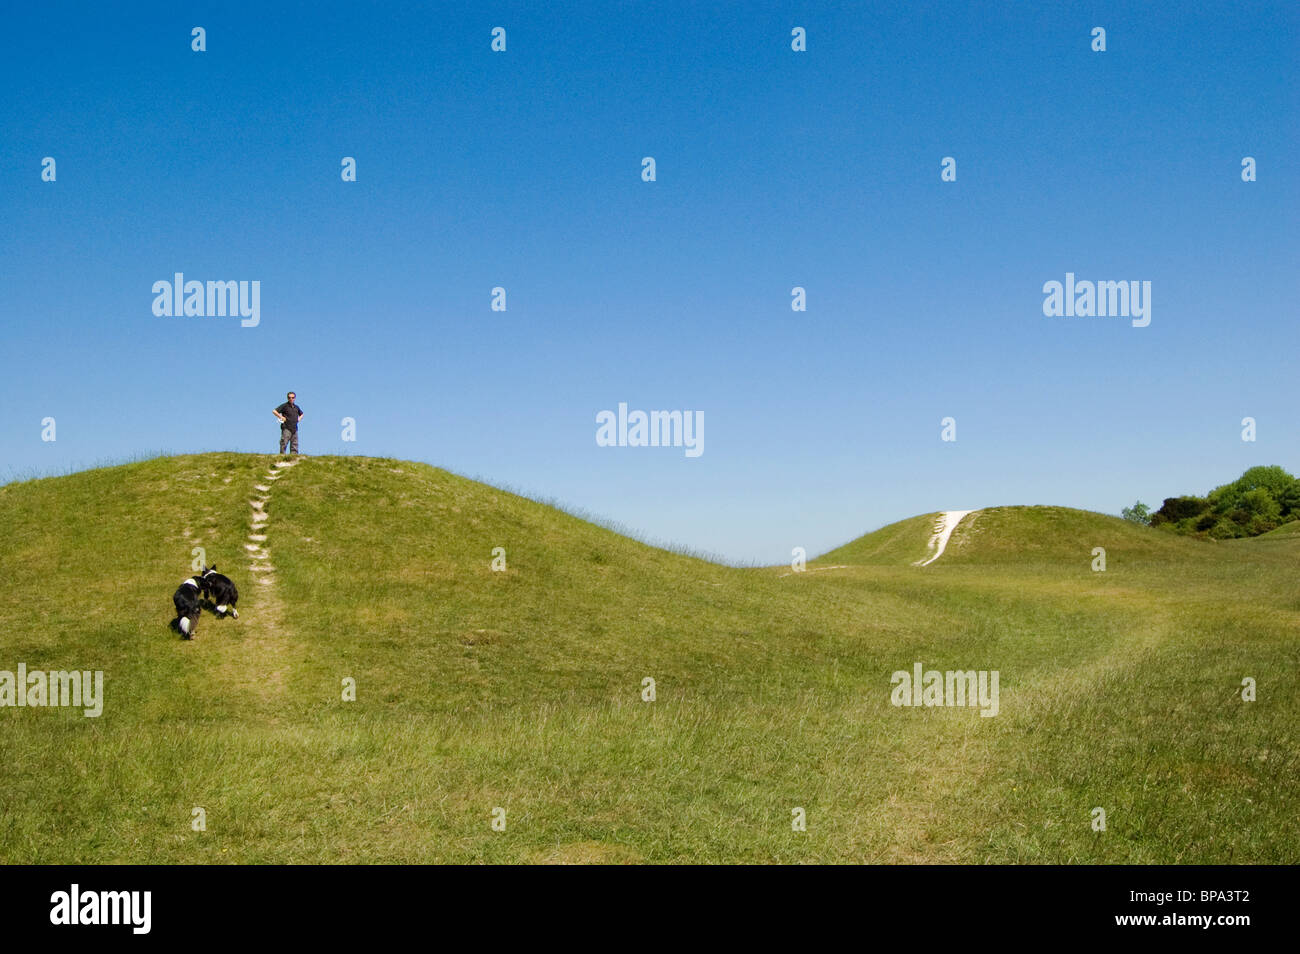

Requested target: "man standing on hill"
[{"left": 273, "top": 391, "right": 305, "bottom": 456}]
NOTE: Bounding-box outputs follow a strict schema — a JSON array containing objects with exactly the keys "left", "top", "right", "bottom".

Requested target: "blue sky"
[{"left": 2, "top": 1, "right": 1296, "bottom": 564}]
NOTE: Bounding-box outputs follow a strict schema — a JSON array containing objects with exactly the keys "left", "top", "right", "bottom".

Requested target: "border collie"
[
  {"left": 173, "top": 575, "right": 203, "bottom": 638},
  {"left": 200, "top": 565, "right": 239, "bottom": 619}
]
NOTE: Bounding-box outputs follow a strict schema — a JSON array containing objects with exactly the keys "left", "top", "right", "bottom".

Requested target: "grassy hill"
[
  {"left": 822, "top": 505, "right": 1214, "bottom": 568},
  {"left": 1257, "top": 519, "right": 1300, "bottom": 538},
  {"left": 0, "top": 454, "right": 1295, "bottom": 863}
]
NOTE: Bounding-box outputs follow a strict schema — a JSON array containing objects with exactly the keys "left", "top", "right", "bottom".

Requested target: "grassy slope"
[
  {"left": 0, "top": 455, "right": 1295, "bottom": 863},
  {"left": 818, "top": 511, "right": 940, "bottom": 566},
  {"left": 1257, "top": 519, "right": 1300, "bottom": 538}
]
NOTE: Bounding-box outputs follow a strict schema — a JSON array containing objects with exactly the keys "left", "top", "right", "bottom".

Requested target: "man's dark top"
[{"left": 276, "top": 402, "right": 303, "bottom": 431}]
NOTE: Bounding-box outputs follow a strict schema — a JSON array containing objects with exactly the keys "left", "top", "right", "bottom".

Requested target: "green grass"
[
  {"left": 1257, "top": 519, "right": 1300, "bottom": 538},
  {"left": 0, "top": 454, "right": 1295, "bottom": 863}
]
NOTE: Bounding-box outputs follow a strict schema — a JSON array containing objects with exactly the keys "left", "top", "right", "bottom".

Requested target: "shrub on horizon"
[
  {"left": 1121, "top": 501, "right": 1153, "bottom": 525},
  {"left": 1151, "top": 466, "right": 1298, "bottom": 539}
]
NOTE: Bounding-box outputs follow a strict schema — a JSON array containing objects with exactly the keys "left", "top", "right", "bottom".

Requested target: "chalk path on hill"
[
  {"left": 247, "top": 457, "right": 298, "bottom": 581},
  {"left": 234, "top": 456, "right": 300, "bottom": 697},
  {"left": 914, "top": 510, "right": 975, "bottom": 567}
]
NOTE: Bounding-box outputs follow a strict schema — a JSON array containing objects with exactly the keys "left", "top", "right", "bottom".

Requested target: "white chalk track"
[{"left": 914, "top": 510, "right": 975, "bottom": 567}]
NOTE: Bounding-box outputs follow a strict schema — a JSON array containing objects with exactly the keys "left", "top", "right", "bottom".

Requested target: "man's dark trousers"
[{"left": 280, "top": 425, "right": 299, "bottom": 454}]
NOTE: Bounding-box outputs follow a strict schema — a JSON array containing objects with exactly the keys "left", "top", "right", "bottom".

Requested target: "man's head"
[{"left": 287, "top": 392, "right": 296, "bottom": 402}]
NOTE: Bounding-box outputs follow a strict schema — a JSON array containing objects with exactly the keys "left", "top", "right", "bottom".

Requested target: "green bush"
[
  {"left": 1121, "top": 501, "right": 1152, "bottom": 525},
  {"left": 1150, "top": 495, "right": 1208, "bottom": 527},
  {"left": 1249, "top": 514, "right": 1280, "bottom": 535},
  {"left": 1150, "top": 467, "right": 1298, "bottom": 539},
  {"left": 1208, "top": 518, "right": 1244, "bottom": 540}
]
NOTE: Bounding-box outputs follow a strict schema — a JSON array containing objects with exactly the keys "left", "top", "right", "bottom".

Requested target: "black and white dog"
[
  {"left": 173, "top": 575, "right": 204, "bottom": 638},
  {"left": 200, "top": 565, "right": 239, "bottom": 619}
]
